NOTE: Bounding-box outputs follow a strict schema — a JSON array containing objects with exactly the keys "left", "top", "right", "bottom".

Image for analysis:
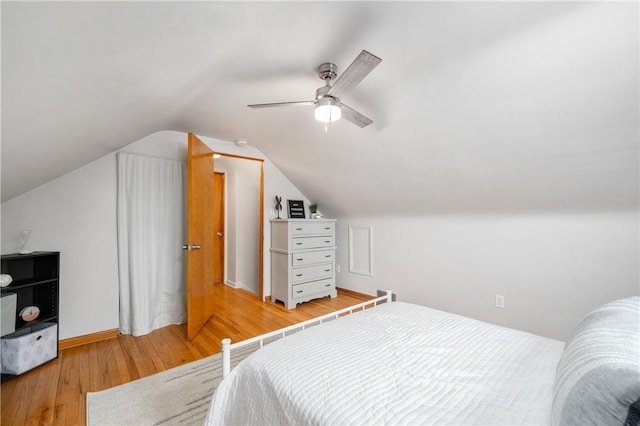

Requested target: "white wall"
[
  {"left": 215, "top": 156, "right": 261, "bottom": 294},
  {"left": 1, "top": 153, "right": 120, "bottom": 340},
  {"left": 234, "top": 160, "right": 261, "bottom": 294},
  {"left": 335, "top": 212, "right": 639, "bottom": 340},
  {"left": 0, "top": 131, "right": 309, "bottom": 339}
]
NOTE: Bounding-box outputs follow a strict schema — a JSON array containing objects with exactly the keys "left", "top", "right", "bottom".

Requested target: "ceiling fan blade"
[
  {"left": 341, "top": 103, "right": 374, "bottom": 128},
  {"left": 248, "top": 100, "right": 315, "bottom": 108},
  {"left": 327, "top": 50, "right": 381, "bottom": 99}
]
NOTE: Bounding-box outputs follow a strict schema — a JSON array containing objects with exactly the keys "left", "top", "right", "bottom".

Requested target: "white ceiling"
[{"left": 2, "top": 1, "right": 638, "bottom": 216}]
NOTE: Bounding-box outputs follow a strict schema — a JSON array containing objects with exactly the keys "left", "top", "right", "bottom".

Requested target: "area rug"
[{"left": 86, "top": 343, "right": 260, "bottom": 425}]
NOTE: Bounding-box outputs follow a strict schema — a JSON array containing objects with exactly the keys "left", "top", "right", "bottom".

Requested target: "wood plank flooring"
[{"left": 0, "top": 286, "right": 371, "bottom": 425}]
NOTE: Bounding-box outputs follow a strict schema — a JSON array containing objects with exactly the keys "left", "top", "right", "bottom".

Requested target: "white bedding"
[{"left": 206, "top": 302, "right": 564, "bottom": 425}]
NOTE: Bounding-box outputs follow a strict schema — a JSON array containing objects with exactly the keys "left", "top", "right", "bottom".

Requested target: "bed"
[{"left": 205, "top": 295, "right": 640, "bottom": 426}]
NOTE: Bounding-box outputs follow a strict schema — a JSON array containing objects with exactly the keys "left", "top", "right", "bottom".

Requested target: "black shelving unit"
[{"left": 1, "top": 251, "right": 59, "bottom": 382}]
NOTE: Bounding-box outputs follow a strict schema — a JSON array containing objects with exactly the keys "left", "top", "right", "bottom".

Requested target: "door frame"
[{"left": 212, "top": 152, "right": 265, "bottom": 300}]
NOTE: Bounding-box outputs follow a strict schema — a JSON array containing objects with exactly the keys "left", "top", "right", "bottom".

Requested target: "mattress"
[{"left": 206, "top": 302, "right": 564, "bottom": 425}]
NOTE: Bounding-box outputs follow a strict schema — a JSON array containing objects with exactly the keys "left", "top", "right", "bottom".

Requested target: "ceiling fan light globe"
[{"left": 315, "top": 98, "right": 342, "bottom": 123}]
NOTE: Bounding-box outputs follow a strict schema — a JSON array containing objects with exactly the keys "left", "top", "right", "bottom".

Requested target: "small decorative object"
[
  {"left": 275, "top": 195, "right": 283, "bottom": 219},
  {"left": 19, "top": 305, "right": 40, "bottom": 322},
  {"left": 288, "top": 200, "right": 305, "bottom": 218},
  {"left": 18, "top": 229, "right": 33, "bottom": 255},
  {"left": 0, "top": 274, "right": 13, "bottom": 287}
]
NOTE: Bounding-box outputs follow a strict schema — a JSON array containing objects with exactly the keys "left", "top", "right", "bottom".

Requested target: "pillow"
[{"left": 551, "top": 296, "right": 640, "bottom": 426}]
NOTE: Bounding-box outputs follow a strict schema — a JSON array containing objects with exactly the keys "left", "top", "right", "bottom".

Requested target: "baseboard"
[
  {"left": 59, "top": 328, "right": 119, "bottom": 350},
  {"left": 225, "top": 280, "right": 248, "bottom": 291},
  {"left": 225, "top": 280, "right": 259, "bottom": 294},
  {"left": 336, "top": 287, "right": 374, "bottom": 301}
]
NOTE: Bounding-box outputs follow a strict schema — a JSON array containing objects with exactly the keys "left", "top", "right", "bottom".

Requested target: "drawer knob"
[
  {"left": 325, "top": 240, "right": 331, "bottom": 243},
  {"left": 296, "top": 242, "right": 303, "bottom": 245},
  {"left": 324, "top": 227, "right": 331, "bottom": 230},
  {"left": 325, "top": 284, "right": 331, "bottom": 287},
  {"left": 296, "top": 258, "right": 304, "bottom": 261},
  {"left": 295, "top": 228, "right": 303, "bottom": 231},
  {"left": 325, "top": 255, "right": 331, "bottom": 258},
  {"left": 296, "top": 273, "right": 303, "bottom": 277},
  {"left": 296, "top": 290, "right": 303, "bottom": 293},
  {"left": 324, "top": 269, "right": 331, "bottom": 272}
]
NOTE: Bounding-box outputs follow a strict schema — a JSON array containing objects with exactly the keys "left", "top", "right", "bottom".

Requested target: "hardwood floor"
[{"left": 0, "top": 286, "right": 371, "bottom": 425}]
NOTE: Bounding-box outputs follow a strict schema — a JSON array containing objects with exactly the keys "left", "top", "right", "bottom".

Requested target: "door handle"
[
  {"left": 217, "top": 232, "right": 224, "bottom": 237},
  {"left": 182, "top": 244, "right": 201, "bottom": 251}
]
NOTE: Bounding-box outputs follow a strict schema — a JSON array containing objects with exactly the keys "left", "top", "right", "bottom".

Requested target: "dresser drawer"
[
  {"left": 292, "top": 250, "right": 334, "bottom": 267},
  {"left": 291, "top": 222, "right": 334, "bottom": 236},
  {"left": 292, "top": 278, "right": 335, "bottom": 300},
  {"left": 292, "top": 264, "right": 333, "bottom": 284},
  {"left": 292, "top": 236, "right": 334, "bottom": 250}
]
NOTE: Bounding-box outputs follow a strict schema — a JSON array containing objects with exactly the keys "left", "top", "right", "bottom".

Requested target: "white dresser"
[{"left": 271, "top": 219, "right": 337, "bottom": 309}]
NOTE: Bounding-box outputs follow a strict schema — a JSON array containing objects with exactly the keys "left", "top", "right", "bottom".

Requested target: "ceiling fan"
[{"left": 248, "top": 50, "right": 382, "bottom": 128}]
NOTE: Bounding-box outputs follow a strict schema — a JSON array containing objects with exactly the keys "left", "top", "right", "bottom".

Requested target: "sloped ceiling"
[{"left": 2, "top": 1, "right": 638, "bottom": 216}]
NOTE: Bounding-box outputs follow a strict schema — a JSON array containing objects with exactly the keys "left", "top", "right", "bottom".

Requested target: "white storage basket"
[
  {"left": 1, "top": 292, "right": 17, "bottom": 337},
  {"left": 1, "top": 322, "right": 57, "bottom": 375}
]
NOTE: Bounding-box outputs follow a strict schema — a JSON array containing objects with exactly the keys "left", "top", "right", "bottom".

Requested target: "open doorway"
[{"left": 213, "top": 154, "right": 264, "bottom": 298}]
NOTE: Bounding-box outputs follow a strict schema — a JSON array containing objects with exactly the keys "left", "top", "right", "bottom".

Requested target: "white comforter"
[{"left": 206, "top": 302, "right": 564, "bottom": 425}]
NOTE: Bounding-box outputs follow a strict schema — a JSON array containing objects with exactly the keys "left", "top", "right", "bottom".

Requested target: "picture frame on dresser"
[{"left": 287, "top": 200, "right": 305, "bottom": 219}]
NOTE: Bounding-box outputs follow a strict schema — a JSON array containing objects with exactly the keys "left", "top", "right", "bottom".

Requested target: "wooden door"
[
  {"left": 186, "top": 133, "right": 215, "bottom": 340},
  {"left": 213, "top": 172, "right": 225, "bottom": 285}
]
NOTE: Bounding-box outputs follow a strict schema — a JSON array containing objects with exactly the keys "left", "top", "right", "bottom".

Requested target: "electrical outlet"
[
  {"left": 336, "top": 264, "right": 341, "bottom": 273},
  {"left": 495, "top": 295, "right": 505, "bottom": 309}
]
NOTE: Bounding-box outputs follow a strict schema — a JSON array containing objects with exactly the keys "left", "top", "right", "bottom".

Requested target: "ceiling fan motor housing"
[{"left": 317, "top": 62, "right": 338, "bottom": 82}]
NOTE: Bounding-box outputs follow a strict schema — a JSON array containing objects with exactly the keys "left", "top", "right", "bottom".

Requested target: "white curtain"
[{"left": 117, "top": 152, "right": 187, "bottom": 336}]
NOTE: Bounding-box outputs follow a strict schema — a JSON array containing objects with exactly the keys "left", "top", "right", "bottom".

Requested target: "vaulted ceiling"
[{"left": 2, "top": 1, "right": 638, "bottom": 216}]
